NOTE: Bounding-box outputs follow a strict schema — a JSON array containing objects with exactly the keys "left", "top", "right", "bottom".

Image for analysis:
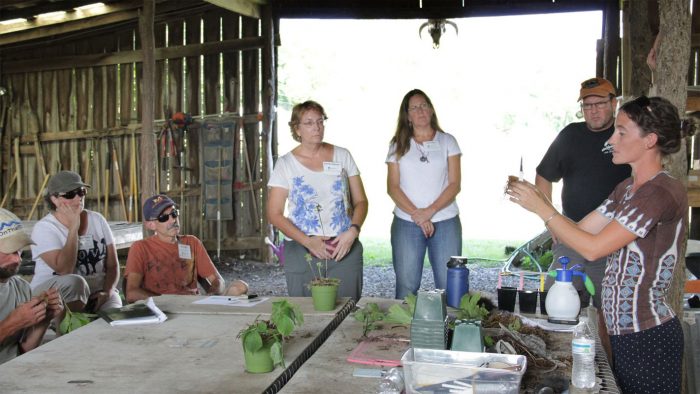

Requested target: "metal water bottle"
[{"left": 446, "top": 256, "right": 469, "bottom": 308}]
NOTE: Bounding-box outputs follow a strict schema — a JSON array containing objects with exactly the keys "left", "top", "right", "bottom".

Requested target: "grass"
[{"left": 361, "top": 237, "right": 524, "bottom": 268}]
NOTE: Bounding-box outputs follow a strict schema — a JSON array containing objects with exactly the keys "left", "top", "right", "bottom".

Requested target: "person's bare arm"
[
  {"left": 125, "top": 272, "right": 159, "bottom": 303},
  {"left": 20, "top": 288, "right": 63, "bottom": 353},
  {"left": 331, "top": 175, "right": 369, "bottom": 261},
  {"left": 535, "top": 174, "right": 553, "bottom": 202},
  {"left": 411, "top": 155, "right": 461, "bottom": 225},
  {"left": 225, "top": 280, "right": 249, "bottom": 296},
  {"left": 267, "top": 186, "right": 332, "bottom": 260},
  {"left": 386, "top": 162, "right": 418, "bottom": 214},
  {"left": 509, "top": 180, "right": 637, "bottom": 261},
  {"left": 204, "top": 272, "right": 226, "bottom": 295}
]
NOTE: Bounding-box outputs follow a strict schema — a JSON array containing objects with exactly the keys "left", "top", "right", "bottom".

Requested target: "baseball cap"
[
  {"left": 47, "top": 170, "right": 90, "bottom": 195},
  {"left": 0, "top": 208, "right": 34, "bottom": 254},
  {"left": 143, "top": 194, "right": 177, "bottom": 221},
  {"left": 578, "top": 77, "right": 616, "bottom": 101}
]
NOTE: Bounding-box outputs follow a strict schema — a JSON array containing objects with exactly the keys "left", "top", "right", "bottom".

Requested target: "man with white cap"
[
  {"left": 535, "top": 77, "right": 631, "bottom": 308},
  {"left": 124, "top": 194, "right": 248, "bottom": 302},
  {"left": 0, "top": 208, "right": 63, "bottom": 364},
  {"left": 30, "top": 170, "right": 120, "bottom": 313}
]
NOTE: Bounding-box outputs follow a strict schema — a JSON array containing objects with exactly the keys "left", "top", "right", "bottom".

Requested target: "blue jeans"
[{"left": 391, "top": 215, "right": 462, "bottom": 299}]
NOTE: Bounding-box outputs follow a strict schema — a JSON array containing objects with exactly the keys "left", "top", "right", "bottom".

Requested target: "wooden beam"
[
  {"left": 0, "top": 0, "right": 148, "bottom": 42},
  {"left": 0, "top": 0, "right": 116, "bottom": 22},
  {"left": 140, "top": 0, "right": 157, "bottom": 217},
  {"left": 3, "top": 36, "right": 270, "bottom": 74},
  {"left": 17, "top": 125, "right": 142, "bottom": 144},
  {"left": 203, "top": 0, "right": 264, "bottom": 19},
  {"left": 0, "top": 0, "right": 199, "bottom": 47}
]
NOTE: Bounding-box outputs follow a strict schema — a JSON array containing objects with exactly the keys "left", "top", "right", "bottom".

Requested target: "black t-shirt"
[{"left": 536, "top": 122, "right": 631, "bottom": 222}]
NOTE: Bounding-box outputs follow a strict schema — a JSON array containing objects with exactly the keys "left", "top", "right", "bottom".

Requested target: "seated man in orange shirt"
[{"left": 124, "top": 194, "right": 248, "bottom": 303}]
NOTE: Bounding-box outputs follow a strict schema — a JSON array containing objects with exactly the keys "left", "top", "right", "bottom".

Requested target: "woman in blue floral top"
[{"left": 267, "top": 100, "right": 368, "bottom": 300}]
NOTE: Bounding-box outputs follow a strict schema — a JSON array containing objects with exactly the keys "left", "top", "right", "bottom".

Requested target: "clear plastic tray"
[{"left": 401, "top": 348, "right": 527, "bottom": 394}]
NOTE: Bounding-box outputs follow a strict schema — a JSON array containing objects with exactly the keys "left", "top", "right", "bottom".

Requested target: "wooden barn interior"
[{"left": 0, "top": 0, "right": 698, "bottom": 264}]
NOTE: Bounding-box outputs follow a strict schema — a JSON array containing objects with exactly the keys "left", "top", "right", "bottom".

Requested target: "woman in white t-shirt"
[
  {"left": 267, "top": 100, "right": 368, "bottom": 301},
  {"left": 386, "top": 89, "right": 462, "bottom": 299}
]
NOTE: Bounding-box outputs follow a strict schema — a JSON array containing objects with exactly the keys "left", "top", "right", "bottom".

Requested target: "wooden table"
[
  {"left": 155, "top": 295, "right": 351, "bottom": 317},
  {"left": 0, "top": 297, "right": 353, "bottom": 394},
  {"left": 280, "top": 297, "right": 409, "bottom": 394}
]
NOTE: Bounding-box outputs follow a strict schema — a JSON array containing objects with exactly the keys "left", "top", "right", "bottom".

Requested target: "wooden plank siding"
[{"left": 0, "top": 5, "right": 272, "bottom": 259}]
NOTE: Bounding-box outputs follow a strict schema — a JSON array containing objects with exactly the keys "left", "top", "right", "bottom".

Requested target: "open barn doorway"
[{"left": 276, "top": 11, "right": 604, "bottom": 244}]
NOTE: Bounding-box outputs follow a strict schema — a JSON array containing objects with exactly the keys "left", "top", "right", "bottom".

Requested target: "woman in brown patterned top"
[{"left": 507, "top": 96, "right": 694, "bottom": 393}]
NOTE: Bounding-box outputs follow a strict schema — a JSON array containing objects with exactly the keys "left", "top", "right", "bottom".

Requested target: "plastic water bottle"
[
  {"left": 377, "top": 368, "right": 404, "bottom": 394},
  {"left": 571, "top": 321, "right": 596, "bottom": 389},
  {"left": 446, "top": 256, "right": 469, "bottom": 308}
]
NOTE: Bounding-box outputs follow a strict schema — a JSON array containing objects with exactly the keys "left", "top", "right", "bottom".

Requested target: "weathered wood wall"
[{"left": 0, "top": 4, "right": 273, "bottom": 260}]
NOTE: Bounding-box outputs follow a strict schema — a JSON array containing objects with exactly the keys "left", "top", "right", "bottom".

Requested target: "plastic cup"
[{"left": 497, "top": 287, "right": 517, "bottom": 312}]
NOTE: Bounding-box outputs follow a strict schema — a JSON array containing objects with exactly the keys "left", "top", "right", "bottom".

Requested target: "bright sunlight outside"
[{"left": 275, "top": 11, "right": 603, "bottom": 259}]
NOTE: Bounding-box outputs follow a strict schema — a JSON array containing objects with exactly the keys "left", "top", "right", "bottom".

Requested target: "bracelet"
[
  {"left": 543, "top": 212, "right": 559, "bottom": 226},
  {"left": 350, "top": 224, "right": 361, "bottom": 233}
]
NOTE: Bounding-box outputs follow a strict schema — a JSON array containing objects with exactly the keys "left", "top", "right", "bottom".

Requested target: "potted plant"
[
  {"left": 237, "top": 299, "right": 304, "bottom": 373},
  {"left": 305, "top": 253, "right": 341, "bottom": 311}
]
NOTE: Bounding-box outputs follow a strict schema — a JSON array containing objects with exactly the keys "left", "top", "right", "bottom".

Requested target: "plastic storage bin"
[{"left": 401, "top": 348, "right": 527, "bottom": 394}]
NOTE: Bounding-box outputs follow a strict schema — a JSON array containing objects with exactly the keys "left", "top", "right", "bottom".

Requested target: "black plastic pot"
[
  {"left": 497, "top": 287, "right": 517, "bottom": 312},
  {"left": 518, "top": 290, "right": 537, "bottom": 314}
]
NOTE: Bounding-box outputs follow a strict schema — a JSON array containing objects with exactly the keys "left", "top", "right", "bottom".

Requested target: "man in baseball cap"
[
  {"left": 124, "top": 194, "right": 248, "bottom": 302},
  {"left": 535, "top": 77, "right": 631, "bottom": 309},
  {"left": 0, "top": 208, "right": 63, "bottom": 364}
]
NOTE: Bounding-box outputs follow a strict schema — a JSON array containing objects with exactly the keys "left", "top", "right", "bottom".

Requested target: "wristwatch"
[{"left": 350, "top": 224, "right": 361, "bottom": 233}]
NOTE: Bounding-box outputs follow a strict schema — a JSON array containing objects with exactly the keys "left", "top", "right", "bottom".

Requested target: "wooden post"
[{"left": 139, "top": 0, "right": 157, "bottom": 226}]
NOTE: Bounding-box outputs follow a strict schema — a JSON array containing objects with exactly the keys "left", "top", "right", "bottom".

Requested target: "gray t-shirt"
[{"left": 0, "top": 276, "right": 32, "bottom": 364}]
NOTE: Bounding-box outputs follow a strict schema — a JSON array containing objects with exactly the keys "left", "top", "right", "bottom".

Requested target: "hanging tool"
[
  {"left": 13, "top": 138, "right": 21, "bottom": 200},
  {"left": 94, "top": 138, "right": 102, "bottom": 214},
  {"left": 27, "top": 174, "right": 49, "bottom": 220},
  {"left": 103, "top": 139, "right": 110, "bottom": 220},
  {"left": 110, "top": 140, "right": 128, "bottom": 221},
  {"left": 239, "top": 118, "right": 259, "bottom": 226},
  {"left": 0, "top": 172, "right": 17, "bottom": 209},
  {"left": 129, "top": 132, "right": 138, "bottom": 222},
  {"left": 158, "top": 111, "right": 180, "bottom": 192}
]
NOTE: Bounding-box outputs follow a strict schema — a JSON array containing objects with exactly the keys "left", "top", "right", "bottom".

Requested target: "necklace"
[{"left": 416, "top": 143, "right": 429, "bottom": 163}]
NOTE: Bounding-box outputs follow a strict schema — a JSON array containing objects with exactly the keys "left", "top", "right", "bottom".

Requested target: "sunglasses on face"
[
  {"left": 155, "top": 209, "right": 179, "bottom": 223},
  {"left": 58, "top": 188, "right": 87, "bottom": 199}
]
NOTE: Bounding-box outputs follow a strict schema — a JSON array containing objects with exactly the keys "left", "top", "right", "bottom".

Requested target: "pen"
[
  {"left": 519, "top": 156, "right": 524, "bottom": 181},
  {"left": 227, "top": 294, "right": 258, "bottom": 301}
]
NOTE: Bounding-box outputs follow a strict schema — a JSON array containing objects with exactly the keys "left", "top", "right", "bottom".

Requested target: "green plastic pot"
[
  {"left": 243, "top": 343, "right": 274, "bottom": 373},
  {"left": 311, "top": 284, "right": 338, "bottom": 311}
]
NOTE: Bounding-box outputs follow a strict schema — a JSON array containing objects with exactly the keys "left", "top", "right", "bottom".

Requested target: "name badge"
[
  {"left": 178, "top": 244, "right": 192, "bottom": 260},
  {"left": 424, "top": 141, "right": 441, "bottom": 152},
  {"left": 79, "top": 235, "right": 93, "bottom": 250},
  {"left": 323, "top": 161, "right": 342, "bottom": 175}
]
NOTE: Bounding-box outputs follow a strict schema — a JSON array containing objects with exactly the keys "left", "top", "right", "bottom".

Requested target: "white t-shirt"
[
  {"left": 268, "top": 145, "right": 360, "bottom": 237},
  {"left": 30, "top": 210, "right": 114, "bottom": 293},
  {"left": 385, "top": 131, "right": 461, "bottom": 222}
]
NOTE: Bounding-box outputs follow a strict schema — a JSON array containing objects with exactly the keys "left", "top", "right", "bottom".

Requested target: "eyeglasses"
[
  {"left": 408, "top": 102, "right": 431, "bottom": 112},
  {"left": 300, "top": 119, "right": 326, "bottom": 128},
  {"left": 155, "top": 209, "right": 179, "bottom": 223},
  {"left": 581, "top": 99, "right": 612, "bottom": 111},
  {"left": 58, "top": 188, "right": 87, "bottom": 199},
  {"left": 581, "top": 78, "right": 601, "bottom": 89}
]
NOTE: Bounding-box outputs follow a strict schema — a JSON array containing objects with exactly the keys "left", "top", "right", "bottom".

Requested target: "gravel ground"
[{"left": 218, "top": 258, "right": 503, "bottom": 301}]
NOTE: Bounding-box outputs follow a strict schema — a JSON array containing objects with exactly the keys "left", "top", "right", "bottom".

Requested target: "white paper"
[
  {"left": 110, "top": 297, "right": 168, "bottom": 326},
  {"left": 192, "top": 295, "right": 268, "bottom": 307}
]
